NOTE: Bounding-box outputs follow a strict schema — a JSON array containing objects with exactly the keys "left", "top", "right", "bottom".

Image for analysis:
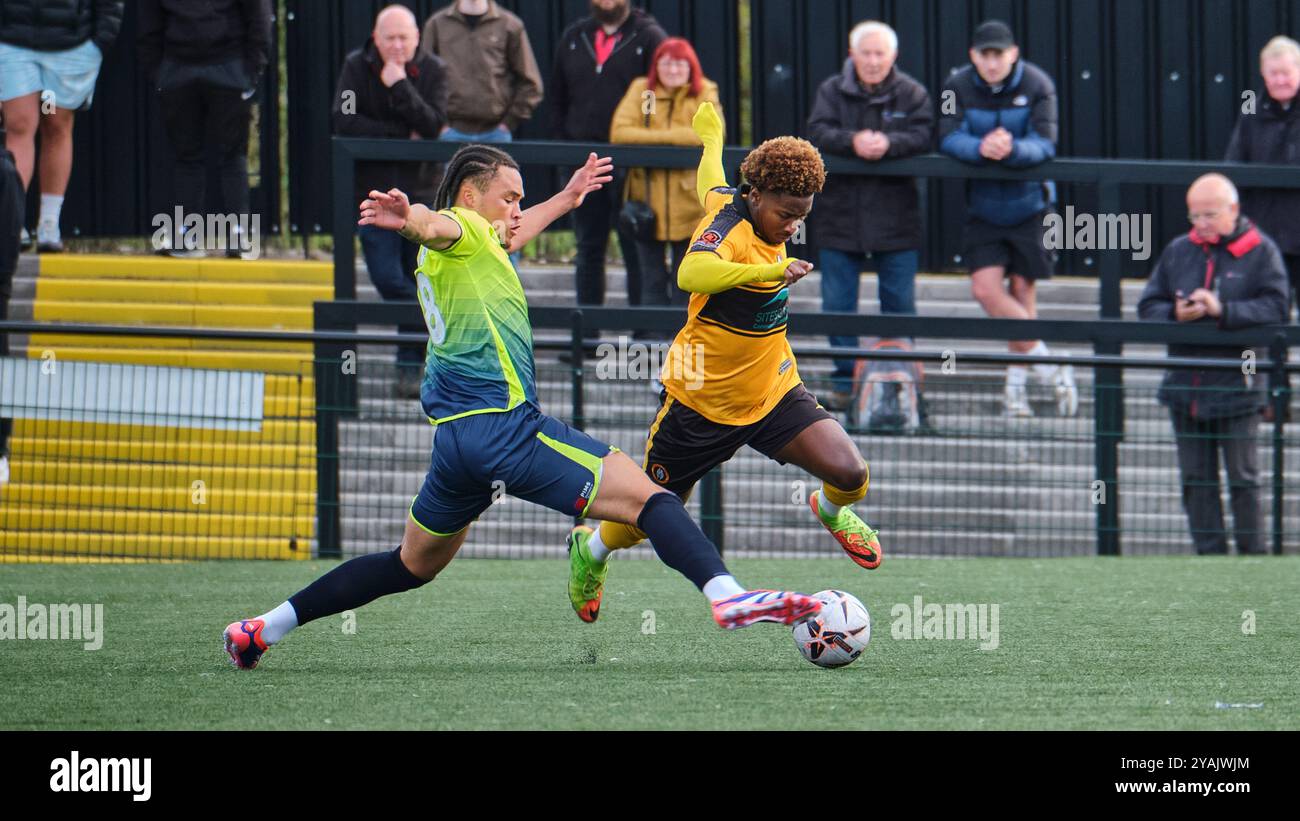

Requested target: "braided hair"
[{"left": 434, "top": 144, "right": 520, "bottom": 210}]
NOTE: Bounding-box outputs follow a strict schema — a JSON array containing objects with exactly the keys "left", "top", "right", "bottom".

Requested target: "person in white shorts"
[{"left": 0, "top": 0, "right": 123, "bottom": 252}]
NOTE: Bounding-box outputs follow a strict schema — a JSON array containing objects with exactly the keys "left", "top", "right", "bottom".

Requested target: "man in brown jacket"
[{"left": 421, "top": 0, "right": 543, "bottom": 142}]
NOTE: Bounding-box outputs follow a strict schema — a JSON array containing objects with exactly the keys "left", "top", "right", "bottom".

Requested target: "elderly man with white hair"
[
  {"left": 1137, "top": 173, "right": 1289, "bottom": 555},
  {"left": 806, "top": 20, "right": 934, "bottom": 410},
  {"left": 1226, "top": 35, "right": 1300, "bottom": 317}
]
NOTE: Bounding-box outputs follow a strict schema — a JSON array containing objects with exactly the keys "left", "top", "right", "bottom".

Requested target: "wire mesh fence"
[
  {"left": 321, "top": 337, "right": 1300, "bottom": 560},
  {"left": 3, "top": 325, "right": 1298, "bottom": 562}
]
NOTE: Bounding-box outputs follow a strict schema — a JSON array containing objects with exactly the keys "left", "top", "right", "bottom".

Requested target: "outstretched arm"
[
  {"left": 506, "top": 152, "right": 613, "bottom": 252},
  {"left": 692, "top": 102, "right": 728, "bottom": 206},
  {"left": 358, "top": 188, "right": 462, "bottom": 250}
]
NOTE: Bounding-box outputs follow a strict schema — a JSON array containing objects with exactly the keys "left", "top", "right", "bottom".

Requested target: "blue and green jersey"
[{"left": 413, "top": 207, "right": 537, "bottom": 424}]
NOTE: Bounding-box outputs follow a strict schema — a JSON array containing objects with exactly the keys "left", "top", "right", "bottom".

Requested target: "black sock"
[
  {"left": 289, "top": 547, "right": 428, "bottom": 625},
  {"left": 638, "top": 492, "right": 729, "bottom": 591}
]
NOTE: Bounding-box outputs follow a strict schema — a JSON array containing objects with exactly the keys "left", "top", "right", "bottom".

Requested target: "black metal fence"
[
  {"left": 311, "top": 303, "right": 1300, "bottom": 559},
  {"left": 46, "top": 0, "right": 1300, "bottom": 263},
  {"left": 2, "top": 313, "right": 1298, "bottom": 561},
  {"left": 331, "top": 135, "right": 1300, "bottom": 313}
]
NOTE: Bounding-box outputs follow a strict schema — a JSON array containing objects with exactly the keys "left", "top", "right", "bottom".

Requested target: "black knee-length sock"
[
  {"left": 638, "top": 492, "right": 730, "bottom": 591},
  {"left": 289, "top": 547, "right": 428, "bottom": 625}
]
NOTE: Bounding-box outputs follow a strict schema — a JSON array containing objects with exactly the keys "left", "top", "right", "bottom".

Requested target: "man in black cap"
[{"left": 939, "top": 20, "right": 1076, "bottom": 419}]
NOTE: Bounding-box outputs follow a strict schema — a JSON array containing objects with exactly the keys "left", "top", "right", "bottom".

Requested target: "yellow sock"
[
  {"left": 599, "top": 519, "right": 646, "bottom": 550},
  {"left": 822, "top": 464, "right": 870, "bottom": 510}
]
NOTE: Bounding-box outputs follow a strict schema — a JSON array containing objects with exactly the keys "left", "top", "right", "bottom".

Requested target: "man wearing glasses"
[{"left": 1137, "top": 173, "right": 1288, "bottom": 555}]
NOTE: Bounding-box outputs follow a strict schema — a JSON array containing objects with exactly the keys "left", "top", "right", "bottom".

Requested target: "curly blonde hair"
[{"left": 740, "top": 136, "right": 826, "bottom": 197}]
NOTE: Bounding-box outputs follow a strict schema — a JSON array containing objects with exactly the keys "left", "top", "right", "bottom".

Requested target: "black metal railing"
[
  {"left": 331, "top": 135, "right": 1300, "bottom": 319},
  {"left": 308, "top": 304, "right": 1300, "bottom": 559},
  {"left": 3, "top": 313, "right": 1298, "bottom": 560}
]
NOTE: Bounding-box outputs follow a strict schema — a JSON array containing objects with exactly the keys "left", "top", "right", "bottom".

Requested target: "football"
[{"left": 792, "top": 590, "right": 871, "bottom": 668}]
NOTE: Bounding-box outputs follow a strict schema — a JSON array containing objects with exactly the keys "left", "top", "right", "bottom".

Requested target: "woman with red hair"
[{"left": 611, "top": 37, "right": 721, "bottom": 316}]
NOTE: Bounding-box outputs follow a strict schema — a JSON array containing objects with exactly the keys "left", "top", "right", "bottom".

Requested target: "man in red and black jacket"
[
  {"left": 550, "top": 0, "right": 666, "bottom": 311},
  {"left": 1137, "top": 173, "right": 1289, "bottom": 555}
]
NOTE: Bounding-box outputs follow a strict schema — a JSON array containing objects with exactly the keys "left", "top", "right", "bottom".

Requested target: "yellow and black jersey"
[{"left": 661, "top": 186, "right": 802, "bottom": 426}]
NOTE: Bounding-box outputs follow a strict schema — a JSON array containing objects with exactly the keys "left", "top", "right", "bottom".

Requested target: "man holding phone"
[{"left": 1137, "top": 173, "right": 1289, "bottom": 555}]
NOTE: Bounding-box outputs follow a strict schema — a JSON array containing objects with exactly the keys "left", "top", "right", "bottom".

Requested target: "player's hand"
[
  {"left": 782, "top": 258, "right": 814, "bottom": 286},
  {"left": 692, "top": 101, "right": 724, "bottom": 147},
  {"left": 359, "top": 188, "right": 411, "bottom": 232},
  {"left": 563, "top": 152, "right": 614, "bottom": 209}
]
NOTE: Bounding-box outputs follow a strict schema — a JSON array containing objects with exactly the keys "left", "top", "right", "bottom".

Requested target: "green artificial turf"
[{"left": 1, "top": 556, "right": 1296, "bottom": 730}]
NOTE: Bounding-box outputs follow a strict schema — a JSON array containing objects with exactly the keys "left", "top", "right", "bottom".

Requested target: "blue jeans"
[
  {"left": 819, "top": 248, "right": 918, "bottom": 392},
  {"left": 439, "top": 126, "right": 512, "bottom": 143},
  {"left": 358, "top": 224, "right": 426, "bottom": 373}
]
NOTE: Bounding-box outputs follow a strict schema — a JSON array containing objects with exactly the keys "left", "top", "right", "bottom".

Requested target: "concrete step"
[{"left": 506, "top": 265, "right": 1151, "bottom": 306}]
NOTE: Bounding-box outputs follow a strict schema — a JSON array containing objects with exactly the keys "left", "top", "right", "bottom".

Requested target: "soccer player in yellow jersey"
[
  {"left": 566, "top": 103, "right": 882, "bottom": 621},
  {"left": 221, "top": 145, "right": 832, "bottom": 669}
]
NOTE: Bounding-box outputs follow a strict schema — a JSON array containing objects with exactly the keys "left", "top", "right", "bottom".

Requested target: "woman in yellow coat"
[{"left": 610, "top": 37, "right": 722, "bottom": 309}]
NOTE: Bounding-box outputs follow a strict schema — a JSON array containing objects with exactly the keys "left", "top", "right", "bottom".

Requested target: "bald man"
[
  {"left": 333, "top": 4, "right": 449, "bottom": 397},
  {"left": 1138, "top": 173, "right": 1289, "bottom": 555}
]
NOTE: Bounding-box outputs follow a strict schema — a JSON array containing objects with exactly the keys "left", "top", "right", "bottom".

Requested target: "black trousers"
[
  {"left": 571, "top": 180, "right": 643, "bottom": 308},
  {"left": 635, "top": 238, "right": 690, "bottom": 307},
  {"left": 634, "top": 237, "right": 690, "bottom": 340},
  {"left": 160, "top": 84, "right": 251, "bottom": 237},
  {"left": 1170, "top": 410, "right": 1265, "bottom": 555},
  {"left": 0, "top": 147, "right": 22, "bottom": 456}
]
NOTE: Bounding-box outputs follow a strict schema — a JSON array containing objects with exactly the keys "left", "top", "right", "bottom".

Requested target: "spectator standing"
[
  {"left": 938, "top": 20, "right": 1077, "bottom": 418},
  {"left": 807, "top": 20, "right": 933, "bottom": 409},
  {"left": 139, "top": 0, "right": 272, "bottom": 258},
  {"left": 610, "top": 36, "right": 719, "bottom": 319},
  {"left": 1226, "top": 35, "right": 1300, "bottom": 317},
  {"left": 0, "top": 0, "right": 123, "bottom": 252},
  {"left": 1137, "top": 174, "right": 1288, "bottom": 555},
  {"left": 552, "top": 0, "right": 666, "bottom": 309},
  {"left": 421, "top": 0, "right": 543, "bottom": 144},
  {"left": 0, "top": 104, "right": 23, "bottom": 484},
  {"left": 333, "top": 4, "right": 448, "bottom": 399}
]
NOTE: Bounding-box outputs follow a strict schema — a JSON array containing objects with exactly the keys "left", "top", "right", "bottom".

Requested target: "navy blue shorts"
[{"left": 410, "top": 402, "right": 617, "bottom": 536}]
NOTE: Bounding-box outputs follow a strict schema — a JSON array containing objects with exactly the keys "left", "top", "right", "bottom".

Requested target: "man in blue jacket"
[{"left": 939, "top": 20, "right": 1076, "bottom": 418}]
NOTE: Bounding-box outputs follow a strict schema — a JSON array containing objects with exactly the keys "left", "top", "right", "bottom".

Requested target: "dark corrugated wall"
[
  {"left": 754, "top": 0, "right": 1300, "bottom": 272},
  {"left": 40, "top": 0, "right": 1300, "bottom": 274}
]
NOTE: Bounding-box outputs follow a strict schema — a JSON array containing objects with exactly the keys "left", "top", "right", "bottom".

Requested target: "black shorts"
[
  {"left": 641, "top": 384, "right": 833, "bottom": 497},
  {"left": 963, "top": 212, "right": 1055, "bottom": 281}
]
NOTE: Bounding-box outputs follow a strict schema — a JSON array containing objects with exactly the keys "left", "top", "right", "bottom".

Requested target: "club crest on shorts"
[{"left": 650, "top": 463, "right": 670, "bottom": 484}]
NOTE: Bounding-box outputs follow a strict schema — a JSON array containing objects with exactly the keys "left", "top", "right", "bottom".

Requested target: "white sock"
[
  {"left": 586, "top": 527, "right": 611, "bottom": 563},
  {"left": 816, "top": 490, "right": 843, "bottom": 519},
  {"left": 256, "top": 601, "right": 299, "bottom": 645},
  {"left": 1006, "top": 364, "right": 1028, "bottom": 388},
  {"left": 703, "top": 574, "right": 745, "bottom": 601},
  {"left": 1029, "top": 341, "right": 1058, "bottom": 380},
  {"left": 39, "top": 194, "right": 63, "bottom": 226}
]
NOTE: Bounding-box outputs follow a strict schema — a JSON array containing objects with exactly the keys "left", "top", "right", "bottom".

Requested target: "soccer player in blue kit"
[{"left": 224, "top": 145, "right": 827, "bottom": 668}]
